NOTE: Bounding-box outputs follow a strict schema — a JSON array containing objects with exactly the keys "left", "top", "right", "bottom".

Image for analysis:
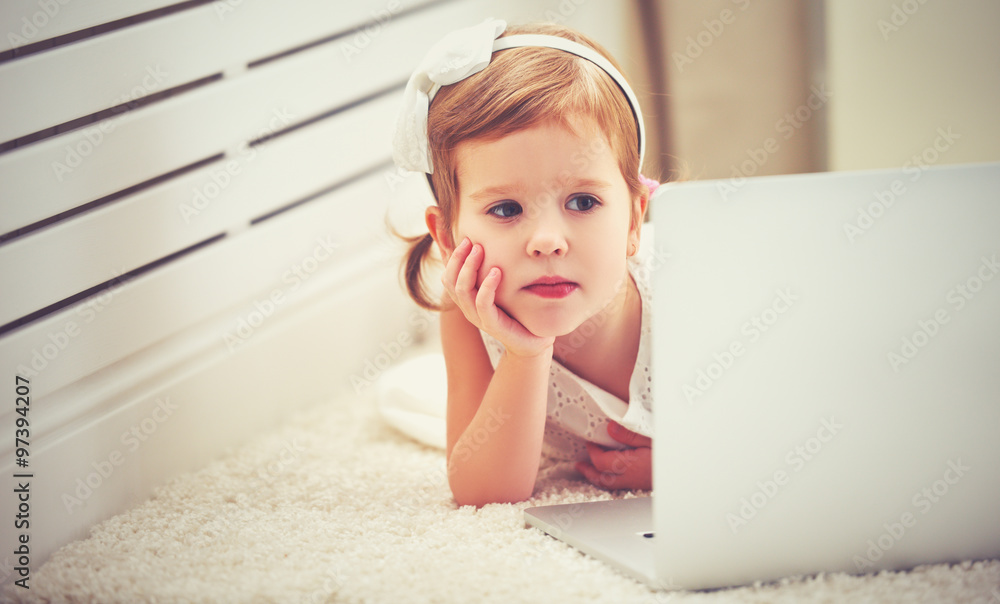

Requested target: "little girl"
[{"left": 392, "top": 19, "right": 658, "bottom": 506}]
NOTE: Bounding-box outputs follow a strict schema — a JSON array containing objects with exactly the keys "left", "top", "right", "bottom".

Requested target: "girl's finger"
[
  {"left": 607, "top": 421, "right": 652, "bottom": 448},
  {"left": 576, "top": 460, "right": 628, "bottom": 490},
  {"left": 441, "top": 237, "right": 472, "bottom": 291},
  {"left": 584, "top": 443, "right": 620, "bottom": 474},
  {"left": 578, "top": 446, "right": 652, "bottom": 491},
  {"left": 455, "top": 242, "right": 484, "bottom": 295},
  {"left": 475, "top": 267, "right": 501, "bottom": 322}
]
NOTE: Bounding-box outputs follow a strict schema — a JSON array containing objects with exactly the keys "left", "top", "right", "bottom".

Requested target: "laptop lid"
[{"left": 651, "top": 161, "right": 1000, "bottom": 589}]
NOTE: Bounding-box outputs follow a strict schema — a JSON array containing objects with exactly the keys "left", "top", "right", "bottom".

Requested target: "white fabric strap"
[{"left": 392, "top": 19, "right": 645, "bottom": 175}]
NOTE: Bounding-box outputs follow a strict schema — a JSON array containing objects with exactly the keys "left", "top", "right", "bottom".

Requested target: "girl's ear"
[
  {"left": 627, "top": 192, "right": 649, "bottom": 256},
  {"left": 425, "top": 206, "right": 455, "bottom": 259}
]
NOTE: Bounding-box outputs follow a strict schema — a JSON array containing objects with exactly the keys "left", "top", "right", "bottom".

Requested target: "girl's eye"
[
  {"left": 487, "top": 201, "right": 522, "bottom": 218},
  {"left": 566, "top": 195, "right": 600, "bottom": 212}
]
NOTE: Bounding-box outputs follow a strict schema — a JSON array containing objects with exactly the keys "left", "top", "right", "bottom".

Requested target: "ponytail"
[{"left": 400, "top": 232, "right": 443, "bottom": 311}]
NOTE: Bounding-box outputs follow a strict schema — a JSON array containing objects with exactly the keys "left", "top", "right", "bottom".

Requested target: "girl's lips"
[{"left": 523, "top": 278, "right": 579, "bottom": 299}]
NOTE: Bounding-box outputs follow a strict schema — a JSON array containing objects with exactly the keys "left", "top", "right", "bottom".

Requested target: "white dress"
[{"left": 478, "top": 254, "right": 654, "bottom": 462}]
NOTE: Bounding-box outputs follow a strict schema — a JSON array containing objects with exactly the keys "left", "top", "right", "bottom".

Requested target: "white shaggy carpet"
[{"left": 7, "top": 392, "right": 999, "bottom": 603}]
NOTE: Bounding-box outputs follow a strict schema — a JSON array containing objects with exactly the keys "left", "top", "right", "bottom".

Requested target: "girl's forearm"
[{"left": 447, "top": 349, "right": 551, "bottom": 506}]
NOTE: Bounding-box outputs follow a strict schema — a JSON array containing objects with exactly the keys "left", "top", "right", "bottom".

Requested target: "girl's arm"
[
  {"left": 436, "top": 239, "right": 555, "bottom": 506},
  {"left": 441, "top": 306, "right": 551, "bottom": 506}
]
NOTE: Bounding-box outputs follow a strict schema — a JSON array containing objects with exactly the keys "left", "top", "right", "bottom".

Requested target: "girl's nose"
[{"left": 526, "top": 216, "right": 568, "bottom": 257}]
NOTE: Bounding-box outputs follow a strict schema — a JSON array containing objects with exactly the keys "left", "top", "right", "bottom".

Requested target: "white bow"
[{"left": 392, "top": 19, "right": 507, "bottom": 174}]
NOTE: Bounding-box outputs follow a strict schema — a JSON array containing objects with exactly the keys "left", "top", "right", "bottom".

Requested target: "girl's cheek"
[
  {"left": 477, "top": 245, "right": 507, "bottom": 293},
  {"left": 475, "top": 247, "right": 490, "bottom": 289}
]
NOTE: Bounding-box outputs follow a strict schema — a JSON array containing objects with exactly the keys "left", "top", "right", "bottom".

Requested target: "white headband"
[{"left": 392, "top": 18, "right": 646, "bottom": 175}]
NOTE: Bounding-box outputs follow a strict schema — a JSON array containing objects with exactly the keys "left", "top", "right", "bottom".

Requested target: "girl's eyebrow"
[
  {"left": 468, "top": 183, "right": 527, "bottom": 204},
  {"left": 569, "top": 177, "right": 614, "bottom": 191},
  {"left": 468, "top": 178, "right": 614, "bottom": 203}
]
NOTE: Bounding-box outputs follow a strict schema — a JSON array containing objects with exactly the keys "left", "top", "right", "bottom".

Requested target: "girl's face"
[{"left": 445, "top": 117, "right": 642, "bottom": 337}]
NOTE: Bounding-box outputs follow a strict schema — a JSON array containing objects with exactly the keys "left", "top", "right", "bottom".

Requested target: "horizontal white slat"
[
  {"left": 0, "top": 0, "right": 446, "bottom": 142},
  {"left": 0, "top": 0, "right": 479, "bottom": 235},
  {"left": 0, "top": 91, "right": 400, "bottom": 326},
  {"left": 0, "top": 0, "right": 177, "bottom": 52},
  {"left": 0, "top": 169, "right": 433, "bottom": 400}
]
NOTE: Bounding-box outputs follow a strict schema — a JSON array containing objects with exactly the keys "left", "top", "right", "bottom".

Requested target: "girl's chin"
[
  {"left": 506, "top": 308, "right": 583, "bottom": 339},
  {"left": 522, "top": 323, "right": 573, "bottom": 339},
  {"left": 497, "top": 294, "right": 589, "bottom": 339}
]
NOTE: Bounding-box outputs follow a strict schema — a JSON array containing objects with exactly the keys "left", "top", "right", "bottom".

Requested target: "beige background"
[{"left": 651, "top": 0, "right": 1000, "bottom": 179}]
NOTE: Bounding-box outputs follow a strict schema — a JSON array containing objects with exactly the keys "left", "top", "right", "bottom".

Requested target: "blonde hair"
[{"left": 401, "top": 23, "right": 647, "bottom": 310}]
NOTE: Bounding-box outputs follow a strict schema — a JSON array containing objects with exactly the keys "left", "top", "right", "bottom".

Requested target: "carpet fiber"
[{"left": 9, "top": 394, "right": 999, "bottom": 603}]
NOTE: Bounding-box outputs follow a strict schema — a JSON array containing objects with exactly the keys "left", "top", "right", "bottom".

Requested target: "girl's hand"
[
  {"left": 441, "top": 237, "right": 554, "bottom": 359},
  {"left": 576, "top": 421, "right": 652, "bottom": 491}
]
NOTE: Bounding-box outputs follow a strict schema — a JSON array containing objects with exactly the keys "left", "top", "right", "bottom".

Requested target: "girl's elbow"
[
  {"left": 446, "top": 449, "right": 537, "bottom": 506},
  {"left": 449, "top": 478, "right": 534, "bottom": 507}
]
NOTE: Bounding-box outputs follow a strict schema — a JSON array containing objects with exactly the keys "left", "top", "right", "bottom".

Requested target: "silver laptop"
[{"left": 524, "top": 161, "right": 1000, "bottom": 590}]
